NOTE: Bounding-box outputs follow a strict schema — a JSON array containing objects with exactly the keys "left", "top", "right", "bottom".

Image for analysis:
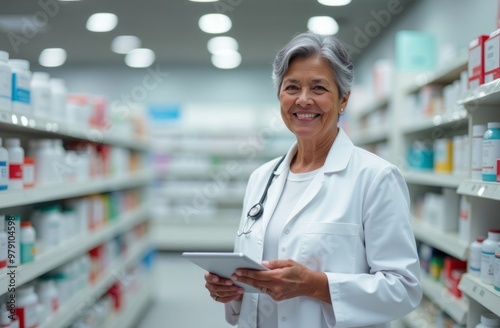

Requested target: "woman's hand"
[
  {"left": 204, "top": 272, "right": 245, "bottom": 303},
  {"left": 231, "top": 259, "right": 331, "bottom": 303}
]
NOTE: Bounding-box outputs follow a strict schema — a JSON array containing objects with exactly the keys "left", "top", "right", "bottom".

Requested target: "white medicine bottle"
[
  {"left": 8, "top": 59, "right": 31, "bottom": 113},
  {"left": 50, "top": 78, "right": 67, "bottom": 122},
  {"left": 0, "top": 138, "right": 8, "bottom": 191},
  {"left": 0, "top": 215, "right": 7, "bottom": 274},
  {"left": 0, "top": 50, "right": 12, "bottom": 112},
  {"left": 476, "top": 313, "right": 500, "bottom": 328},
  {"left": 5, "top": 138, "right": 24, "bottom": 190},
  {"left": 31, "top": 72, "right": 51, "bottom": 119},
  {"left": 16, "top": 285, "right": 38, "bottom": 328},
  {"left": 481, "top": 229, "right": 500, "bottom": 284}
]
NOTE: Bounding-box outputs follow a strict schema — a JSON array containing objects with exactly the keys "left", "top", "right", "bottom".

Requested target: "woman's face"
[{"left": 279, "top": 55, "right": 349, "bottom": 142}]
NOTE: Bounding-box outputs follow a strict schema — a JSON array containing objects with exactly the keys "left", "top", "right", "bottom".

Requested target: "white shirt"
[{"left": 258, "top": 169, "right": 319, "bottom": 327}]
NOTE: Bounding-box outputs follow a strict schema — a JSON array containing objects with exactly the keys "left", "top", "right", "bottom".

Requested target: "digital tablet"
[{"left": 182, "top": 252, "right": 268, "bottom": 293}]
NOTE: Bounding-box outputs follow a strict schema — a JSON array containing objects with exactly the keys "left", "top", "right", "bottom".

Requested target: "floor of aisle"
[{"left": 137, "top": 252, "right": 233, "bottom": 328}]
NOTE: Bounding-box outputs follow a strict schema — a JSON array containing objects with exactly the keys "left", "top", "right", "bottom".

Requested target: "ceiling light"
[
  {"left": 112, "top": 35, "right": 142, "bottom": 54},
  {"left": 207, "top": 36, "right": 238, "bottom": 55},
  {"left": 318, "top": 0, "right": 352, "bottom": 5},
  {"left": 198, "top": 14, "right": 232, "bottom": 34},
  {"left": 307, "top": 16, "right": 339, "bottom": 35},
  {"left": 39, "top": 48, "right": 67, "bottom": 67},
  {"left": 125, "top": 48, "right": 155, "bottom": 68},
  {"left": 86, "top": 13, "right": 118, "bottom": 32},
  {"left": 211, "top": 49, "right": 241, "bottom": 69}
]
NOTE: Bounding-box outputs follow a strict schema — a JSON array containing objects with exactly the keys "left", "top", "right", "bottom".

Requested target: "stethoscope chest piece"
[{"left": 248, "top": 203, "right": 263, "bottom": 219}]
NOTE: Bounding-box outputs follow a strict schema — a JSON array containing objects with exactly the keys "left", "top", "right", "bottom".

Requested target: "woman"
[{"left": 204, "top": 31, "right": 422, "bottom": 328}]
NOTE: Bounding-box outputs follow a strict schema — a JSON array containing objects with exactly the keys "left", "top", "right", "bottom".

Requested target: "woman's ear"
[{"left": 341, "top": 90, "right": 351, "bottom": 109}]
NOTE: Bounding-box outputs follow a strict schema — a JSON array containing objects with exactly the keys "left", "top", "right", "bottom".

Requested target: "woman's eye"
[
  {"left": 284, "top": 85, "right": 298, "bottom": 91},
  {"left": 313, "top": 85, "right": 326, "bottom": 91}
]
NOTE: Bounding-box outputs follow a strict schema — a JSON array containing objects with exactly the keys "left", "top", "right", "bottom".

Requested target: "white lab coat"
[{"left": 225, "top": 128, "right": 422, "bottom": 328}]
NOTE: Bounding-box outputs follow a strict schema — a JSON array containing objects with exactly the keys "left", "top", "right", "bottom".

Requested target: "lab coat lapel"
[{"left": 287, "top": 170, "right": 324, "bottom": 223}]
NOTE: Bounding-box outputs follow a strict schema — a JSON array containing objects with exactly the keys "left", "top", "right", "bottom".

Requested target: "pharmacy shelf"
[
  {"left": 0, "top": 171, "right": 153, "bottom": 208},
  {"left": 401, "top": 306, "right": 434, "bottom": 328},
  {"left": 0, "top": 203, "right": 150, "bottom": 295},
  {"left": 459, "top": 273, "right": 500, "bottom": 317},
  {"left": 405, "top": 52, "right": 468, "bottom": 95},
  {"left": 161, "top": 165, "right": 255, "bottom": 180},
  {"left": 40, "top": 240, "right": 152, "bottom": 328},
  {"left": 110, "top": 280, "right": 153, "bottom": 328},
  {"left": 412, "top": 218, "right": 469, "bottom": 261},
  {"left": 153, "top": 219, "right": 237, "bottom": 251},
  {"left": 421, "top": 273, "right": 468, "bottom": 324},
  {"left": 457, "top": 180, "right": 500, "bottom": 200},
  {"left": 0, "top": 109, "right": 150, "bottom": 151},
  {"left": 403, "top": 171, "right": 464, "bottom": 189},
  {"left": 353, "top": 95, "right": 390, "bottom": 119},
  {"left": 161, "top": 188, "right": 246, "bottom": 205},
  {"left": 458, "top": 79, "right": 500, "bottom": 109},
  {"left": 350, "top": 128, "right": 389, "bottom": 146},
  {"left": 400, "top": 112, "right": 468, "bottom": 135}
]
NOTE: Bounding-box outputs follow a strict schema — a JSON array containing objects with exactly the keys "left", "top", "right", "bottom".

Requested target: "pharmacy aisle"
[{"left": 137, "top": 252, "right": 232, "bottom": 328}]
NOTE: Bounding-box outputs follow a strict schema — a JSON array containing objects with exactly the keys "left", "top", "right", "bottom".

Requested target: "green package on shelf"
[{"left": 395, "top": 30, "right": 436, "bottom": 72}]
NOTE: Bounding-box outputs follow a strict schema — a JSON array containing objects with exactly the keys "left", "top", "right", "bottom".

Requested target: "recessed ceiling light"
[
  {"left": 39, "top": 48, "right": 67, "bottom": 67},
  {"left": 307, "top": 16, "right": 339, "bottom": 35},
  {"left": 86, "top": 13, "right": 118, "bottom": 32},
  {"left": 125, "top": 48, "right": 155, "bottom": 68},
  {"left": 318, "top": 0, "right": 352, "bottom": 5},
  {"left": 211, "top": 49, "right": 241, "bottom": 69},
  {"left": 112, "top": 35, "right": 142, "bottom": 54},
  {"left": 207, "top": 36, "right": 238, "bottom": 55},
  {"left": 198, "top": 14, "right": 232, "bottom": 34}
]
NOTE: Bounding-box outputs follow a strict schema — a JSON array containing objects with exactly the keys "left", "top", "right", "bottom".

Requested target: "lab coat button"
[
  {"left": 281, "top": 316, "right": 287, "bottom": 322},
  {"left": 281, "top": 247, "right": 286, "bottom": 252},
  {"left": 284, "top": 229, "right": 290, "bottom": 234}
]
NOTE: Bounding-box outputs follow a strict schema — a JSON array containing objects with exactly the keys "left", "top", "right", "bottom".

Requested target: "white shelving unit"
[
  {"left": 40, "top": 240, "right": 152, "bottom": 328},
  {"left": 0, "top": 109, "right": 153, "bottom": 328},
  {"left": 349, "top": 53, "right": 494, "bottom": 325},
  {"left": 0, "top": 172, "right": 153, "bottom": 208},
  {"left": 455, "top": 81, "right": 500, "bottom": 327}
]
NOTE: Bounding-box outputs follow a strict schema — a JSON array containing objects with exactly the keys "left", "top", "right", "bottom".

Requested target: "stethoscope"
[{"left": 237, "top": 155, "right": 286, "bottom": 236}]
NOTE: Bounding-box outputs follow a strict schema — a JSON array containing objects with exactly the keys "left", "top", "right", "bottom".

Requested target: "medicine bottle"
[
  {"left": 20, "top": 221, "right": 35, "bottom": 264},
  {"left": 476, "top": 313, "right": 500, "bottom": 328},
  {"left": 8, "top": 59, "right": 31, "bottom": 113},
  {"left": 472, "top": 124, "right": 487, "bottom": 180},
  {"left": 459, "top": 195, "right": 471, "bottom": 241},
  {"left": 482, "top": 122, "right": 500, "bottom": 181},
  {"left": 0, "top": 216, "right": 7, "bottom": 274},
  {"left": 33, "top": 139, "right": 55, "bottom": 186},
  {"left": 5, "top": 138, "right": 24, "bottom": 190},
  {"left": 481, "top": 229, "right": 500, "bottom": 285},
  {"left": 30, "top": 72, "right": 51, "bottom": 119},
  {"left": 0, "top": 50, "right": 12, "bottom": 112},
  {"left": 470, "top": 236, "right": 485, "bottom": 277},
  {"left": 494, "top": 241, "right": 500, "bottom": 291},
  {"left": 50, "top": 78, "right": 67, "bottom": 122},
  {"left": 0, "top": 138, "right": 8, "bottom": 191},
  {"left": 36, "top": 279, "right": 59, "bottom": 319},
  {"left": 23, "top": 157, "right": 34, "bottom": 189},
  {"left": 15, "top": 285, "right": 38, "bottom": 328}
]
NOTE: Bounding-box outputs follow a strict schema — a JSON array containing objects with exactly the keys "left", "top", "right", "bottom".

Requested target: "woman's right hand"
[{"left": 204, "top": 272, "right": 244, "bottom": 303}]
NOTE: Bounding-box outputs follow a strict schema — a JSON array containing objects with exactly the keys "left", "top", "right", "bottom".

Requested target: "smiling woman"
[{"left": 203, "top": 31, "right": 422, "bottom": 328}]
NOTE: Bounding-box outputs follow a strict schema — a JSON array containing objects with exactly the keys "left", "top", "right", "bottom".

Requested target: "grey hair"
[{"left": 272, "top": 32, "right": 354, "bottom": 98}]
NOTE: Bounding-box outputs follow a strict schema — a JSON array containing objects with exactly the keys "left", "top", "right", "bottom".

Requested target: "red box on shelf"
[
  {"left": 444, "top": 257, "right": 467, "bottom": 298},
  {"left": 468, "top": 35, "right": 489, "bottom": 89}
]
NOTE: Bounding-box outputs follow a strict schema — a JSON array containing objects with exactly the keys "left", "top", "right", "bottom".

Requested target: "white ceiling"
[{"left": 0, "top": 0, "right": 415, "bottom": 68}]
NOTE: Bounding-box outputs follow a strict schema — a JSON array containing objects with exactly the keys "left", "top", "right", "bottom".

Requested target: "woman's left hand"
[{"left": 231, "top": 259, "right": 330, "bottom": 303}]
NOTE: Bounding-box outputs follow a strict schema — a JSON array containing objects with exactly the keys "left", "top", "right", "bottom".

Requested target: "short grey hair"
[{"left": 272, "top": 32, "right": 354, "bottom": 98}]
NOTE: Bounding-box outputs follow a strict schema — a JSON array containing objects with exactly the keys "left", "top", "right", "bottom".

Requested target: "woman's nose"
[{"left": 295, "top": 89, "right": 313, "bottom": 106}]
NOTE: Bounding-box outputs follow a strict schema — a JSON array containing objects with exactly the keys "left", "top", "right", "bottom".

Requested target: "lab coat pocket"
[{"left": 300, "top": 222, "right": 358, "bottom": 273}]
